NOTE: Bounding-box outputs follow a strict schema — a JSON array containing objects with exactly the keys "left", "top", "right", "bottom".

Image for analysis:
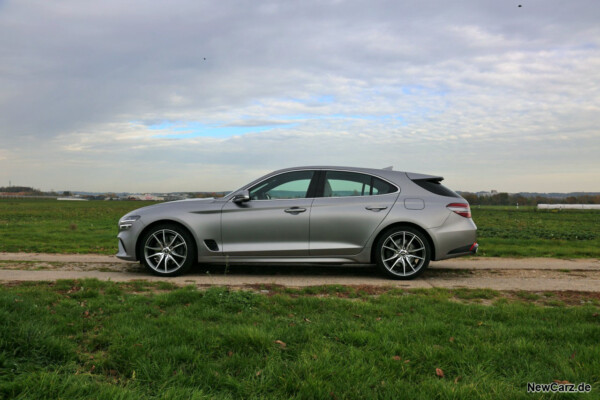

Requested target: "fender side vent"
[{"left": 203, "top": 239, "right": 219, "bottom": 251}]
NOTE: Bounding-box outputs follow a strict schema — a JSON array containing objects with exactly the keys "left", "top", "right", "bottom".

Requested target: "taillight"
[{"left": 447, "top": 203, "right": 471, "bottom": 218}]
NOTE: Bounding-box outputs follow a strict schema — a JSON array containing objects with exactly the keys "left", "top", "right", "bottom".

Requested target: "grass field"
[
  {"left": 0, "top": 199, "right": 599, "bottom": 258},
  {"left": 0, "top": 199, "right": 152, "bottom": 254},
  {"left": 1, "top": 281, "right": 599, "bottom": 399},
  {"left": 473, "top": 206, "right": 600, "bottom": 258}
]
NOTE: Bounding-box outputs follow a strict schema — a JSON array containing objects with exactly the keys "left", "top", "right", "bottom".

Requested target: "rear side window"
[
  {"left": 412, "top": 179, "right": 459, "bottom": 198},
  {"left": 323, "top": 171, "right": 397, "bottom": 197}
]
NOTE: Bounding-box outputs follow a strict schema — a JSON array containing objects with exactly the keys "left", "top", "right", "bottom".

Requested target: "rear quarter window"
[{"left": 372, "top": 177, "right": 396, "bottom": 195}]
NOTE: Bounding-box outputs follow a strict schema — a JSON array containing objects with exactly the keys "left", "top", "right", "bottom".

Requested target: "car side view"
[{"left": 117, "top": 166, "right": 477, "bottom": 279}]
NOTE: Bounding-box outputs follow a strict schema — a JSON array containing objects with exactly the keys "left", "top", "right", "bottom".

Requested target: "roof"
[{"left": 271, "top": 165, "right": 442, "bottom": 181}]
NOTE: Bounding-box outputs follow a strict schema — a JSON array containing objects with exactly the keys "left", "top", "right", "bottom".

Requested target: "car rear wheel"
[
  {"left": 140, "top": 224, "right": 196, "bottom": 276},
  {"left": 375, "top": 227, "right": 431, "bottom": 280}
]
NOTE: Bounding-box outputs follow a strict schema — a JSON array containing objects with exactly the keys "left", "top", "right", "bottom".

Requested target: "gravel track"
[{"left": 1, "top": 253, "right": 599, "bottom": 292}]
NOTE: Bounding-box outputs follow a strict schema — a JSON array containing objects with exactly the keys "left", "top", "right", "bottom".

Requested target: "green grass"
[
  {"left": 0, "top": 199, "right": 154, "bottom": 254},
  {"left": 0, "top": 199, "right": 599, "bottom": 258},
  {"left": 0, "top": 281, "right": 598, "bottom": 399},
  {"left": 473, "top": 206, "right": 600, "bottom": 257}
]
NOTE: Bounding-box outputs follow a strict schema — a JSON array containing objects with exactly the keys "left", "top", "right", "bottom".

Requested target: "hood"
[{"left": 125, "top": 198, "right": 217, "bottom": 216}]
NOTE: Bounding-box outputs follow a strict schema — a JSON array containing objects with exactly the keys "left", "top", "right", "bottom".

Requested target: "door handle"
[
  {"left": 365, "top": 206, "right": 388, "bottom": 212},
  {"left": 284, "top": 207, "right": 307, "bottom": 214}
]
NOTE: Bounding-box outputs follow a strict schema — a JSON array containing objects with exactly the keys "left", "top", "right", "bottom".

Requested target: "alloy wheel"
[
  {"left": 380, "top": 231, "right": 427, "bottom": 277},
  {"left": 143, "top": 229, "right": 188, "bottom": 274}
]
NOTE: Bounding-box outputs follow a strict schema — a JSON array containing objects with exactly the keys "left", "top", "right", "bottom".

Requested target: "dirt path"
[{"left": 1, "top": 253, "right": 599, "bottom": 292}]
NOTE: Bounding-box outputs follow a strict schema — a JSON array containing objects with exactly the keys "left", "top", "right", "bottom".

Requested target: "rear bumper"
[
  {"left": 443, "top": 242, "right": 478, "bottom": 259},
  {"left": 448, "top": 242, "right": 478, "bottom": 255},
  {"left": 428, "top": 213, "right": 477, "bottom": 261}
]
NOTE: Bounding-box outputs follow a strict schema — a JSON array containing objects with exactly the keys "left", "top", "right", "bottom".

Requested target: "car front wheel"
[
  {"left": 375, "top": 227, "right": 431, "bottom": 280},
  {"left": 139, "top": 224, "right": 196, "bottom": 276}
]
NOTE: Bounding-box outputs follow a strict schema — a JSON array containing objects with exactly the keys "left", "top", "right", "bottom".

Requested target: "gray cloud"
[{"left": 1, "top": 0, "right": 599, "bottom": 192}]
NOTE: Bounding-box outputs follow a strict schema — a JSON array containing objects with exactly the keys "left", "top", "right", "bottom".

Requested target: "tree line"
[
  {"left": 0, "top": 186, "right": 43, "bottom": 194},
  {"left": 460, "top": 192, "right": 600, "bottom": 206}
]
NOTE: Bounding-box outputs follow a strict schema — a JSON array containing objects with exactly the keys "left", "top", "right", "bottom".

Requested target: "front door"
[{"left": 221, "top": 170, "right": 316, "bottom": 256}]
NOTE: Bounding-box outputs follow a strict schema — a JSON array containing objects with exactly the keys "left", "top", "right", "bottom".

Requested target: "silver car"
[{"left": 117, "top": 166, "right": 477, "bottom": 279}]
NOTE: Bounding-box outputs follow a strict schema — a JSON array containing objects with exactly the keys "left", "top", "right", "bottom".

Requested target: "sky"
[{"left": 1, "top": 0, "right": 599, "bottom": 193}]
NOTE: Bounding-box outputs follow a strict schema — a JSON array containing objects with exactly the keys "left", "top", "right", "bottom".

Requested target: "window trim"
[{"left": 225, "top": 168, "right": 400, "bottom": 202}]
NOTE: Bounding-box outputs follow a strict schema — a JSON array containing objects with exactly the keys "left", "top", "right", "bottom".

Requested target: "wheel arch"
[
  {"left": 370, "top": 222, "right": 436, "bottom": 263},
  {"left": 136, "top": 219, "right": 199, "bottom": 261}
]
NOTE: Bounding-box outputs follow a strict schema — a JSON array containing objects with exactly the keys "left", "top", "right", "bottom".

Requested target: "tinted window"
[
  {"left": 372, "top": 177, "right": 396, "bottom": 195},
  {"left": 323, "top": 171, "right": 397, "bottom": 197},
  {"left": 250, "top": 171, "right": 314, "bottom": 200},
  {"left": 412, "top": 179, "right": 459, "bottom": 198}
]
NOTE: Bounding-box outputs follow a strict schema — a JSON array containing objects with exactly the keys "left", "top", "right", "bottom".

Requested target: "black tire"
[
  {"left": 375, "top": 226, "right": 431, "bottom": 280},
  {"left": 139, "top": 223, "right": 196, "bottom": 277}
]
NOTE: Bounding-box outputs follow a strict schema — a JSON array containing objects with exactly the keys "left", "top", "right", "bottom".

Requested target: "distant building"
[
  {"left": 57, "top": 197, "right": 88, "bottom": 201},
  {"left": 163, "top": 195, "right": 188, "bottom": 201},
  {"left": 538, "top": 204, "right": 600, "bottom": 210},
  {"left": 128, "top": 194, "right": 164, "bottom": 201},
  {"left": 475, "top": 190, "right": 499, "bottom": 197}
]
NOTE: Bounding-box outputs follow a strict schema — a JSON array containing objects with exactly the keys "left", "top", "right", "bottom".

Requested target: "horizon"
[
  {"left": 1, "top": 1, "right": 599, "bottom": 193},
  {"left": 3, "top": 183, "right": 600, "bottom": 197}
]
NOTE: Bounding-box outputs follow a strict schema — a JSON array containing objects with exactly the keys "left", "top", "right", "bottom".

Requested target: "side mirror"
[{"left": 232, "top": 189, "right": 250, "bottom": 204}]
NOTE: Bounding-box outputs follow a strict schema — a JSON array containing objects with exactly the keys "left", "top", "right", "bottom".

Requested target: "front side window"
[
  {"left": 323, "top": 171, "right": 397, "bottom": 197},
  {"left": 249, "top": 170, "right": 315, "bottom": 200}
]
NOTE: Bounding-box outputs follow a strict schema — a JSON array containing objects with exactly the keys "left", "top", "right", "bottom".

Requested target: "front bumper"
[
  {"left": 116, "top": 221, "right": 146, "bottom": 261},
  {"left": 116, "top": 237, "right": 137, "bottom": 261}
]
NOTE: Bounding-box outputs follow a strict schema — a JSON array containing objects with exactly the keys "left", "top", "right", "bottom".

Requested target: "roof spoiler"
[{"left": 405, "top": 172, "right": 444, "bottom": 181}]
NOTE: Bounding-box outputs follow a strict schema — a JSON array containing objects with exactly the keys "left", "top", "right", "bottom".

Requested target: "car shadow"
[{"left": 190, "top": 263, "right": 378, "bottom": 277}]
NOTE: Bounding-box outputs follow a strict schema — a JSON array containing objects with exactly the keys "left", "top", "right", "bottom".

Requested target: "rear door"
[{"left": 309, "top": 170, "right": 399, "bottom": 256}]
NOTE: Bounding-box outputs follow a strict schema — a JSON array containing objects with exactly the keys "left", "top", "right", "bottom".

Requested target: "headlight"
[{"left": 119, "top": 215, "right": 141, "bottom": 230}]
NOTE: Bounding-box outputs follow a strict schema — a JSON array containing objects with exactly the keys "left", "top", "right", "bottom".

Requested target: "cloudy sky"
[{"left": 1, "top": 0, "right": 599, "bottom": 193}]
